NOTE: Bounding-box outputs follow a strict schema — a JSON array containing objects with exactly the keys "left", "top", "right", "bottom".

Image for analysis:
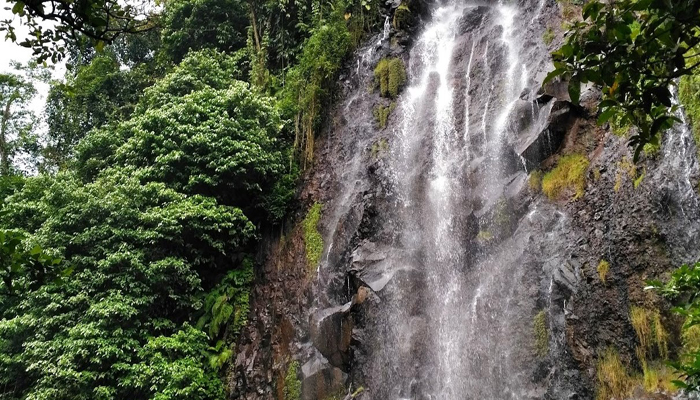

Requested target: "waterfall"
[{"left": 307, "top": 1, "right": 700, "bottom": 399}]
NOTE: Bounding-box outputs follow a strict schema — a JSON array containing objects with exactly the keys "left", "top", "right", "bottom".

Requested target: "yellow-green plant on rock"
[
  {"left": 533, "top": 310, "right": 549, "bottom": 357},
  {"left": 303, "top": 203, "right": 324, "bottom": 274},
  {"left": 374, "top": 57, "right": 407, "bottom": 99},
  {"left": 541, "top": 154, "right": 589, "bottom": 200},
  {"left": 597, "top": 259, "right": 610, "bottom": 284}
]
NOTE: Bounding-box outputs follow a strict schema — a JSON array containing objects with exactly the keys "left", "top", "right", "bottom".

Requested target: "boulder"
[
  {"left": 301, "top": 354, "right": 348, "bottom": 400},
  {"left": 309, "top": 303, "right": 353, "bottom": 368}
]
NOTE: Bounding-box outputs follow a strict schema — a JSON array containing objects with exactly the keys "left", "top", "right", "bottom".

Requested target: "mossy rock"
[
  {"left": 541, "top": 154, "right": 589, "bottom": 200},
  {"left": 374, "top": 57, "right": 407, "bottom": 99}
]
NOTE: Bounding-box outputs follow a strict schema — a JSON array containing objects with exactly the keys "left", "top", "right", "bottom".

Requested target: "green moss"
[
  {"left": 393, "top": 2, "right": 411, "bottom": 29},
  {"left": 373, "top": 102, "right": 397, "bottom": 129},
  {"left": 528, "top": 170, "right": 543, "bottom": 192},
  {"left": 370, "top": 138, "right": 389, "bottom": 159},
  {"left": 541, "top": 154, "right": 589, "bottom": 200},
  {"left": 597, "top": 259, "right": 610, "bottom": 284},
  {"left": 679, "top": 74, "right": 700, "bottom": 159},
  {"left": 284, "top": 361, "right": 302, "bottom": 400},
  {"left": 543, "top": 27, "right": 555, "bottom": 45},
  {"left": 303, "top": 203, "right": 324, "bottom": 273},
  {"left": 534, "top": 310, "right": 549, "bottom": 357},
  {"left": 596, "top": 348, "right": 633, "bottom": 400},
  {"left": 374, "top": 57, "right": 407, "bottom": 99}
]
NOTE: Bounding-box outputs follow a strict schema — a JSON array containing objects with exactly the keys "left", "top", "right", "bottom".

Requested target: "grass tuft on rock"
[
  {"left": 597, "top": 259, "right": 610, "bottom": 284},
  {"left": 303, "top": 203, "right": 324, "bottom": 274},
  {"left": 374, "top": 57, "right": 407, "bottom": 99},
  {"left": 596, "top": 348, "right": 633, "bottom": 400},
  {"left": 542, "top": 154, "right": 589, "bottom": 200},
  {"left": 630, "top": 306, "right": 669, "bottom": 360}
]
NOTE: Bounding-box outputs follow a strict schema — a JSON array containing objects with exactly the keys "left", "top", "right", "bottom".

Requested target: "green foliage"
[
  {"left": 1, "top": 0, "right": 155, "bottom": 64},
  {"left": 547, "top": 0, "right": 700, "bottom": 160},
  {"left": 596, "top": 347, "right": 634, "bottom": 400},
  {"left": 541, "top": 154, "right": 589, "bottom": 200},
  {"left": 0, "top": 67, "right": 42, "bottom": 175},
  {"left": 44, "top": 52, "right": 154, "bottom": 170},
  {"left": 648, "top": 262, "right": 700, "bottom": 391},
  {"left": 280, "top": 10, "right": 352, "bottom": 166},
  {"left": 303, "top": 203, "right": 324, "bottom": 273},
  {"left": 0, "top": 230, "right": 66, "bottom": 296},
  {"left": 374, "top": 57, "right": 407, "bottom": 99},
  {"left": 197, "top": 260, "right": 253, "bottom": 342},
  {"left": 161, "top": 0, "right": 249, "bottom": 64},
  {"left": 373, "top": 102, "right": 397, "bottom": 129},
  {"left": 533, "top": 310, "right": 548, "bottom": 357},
  {"left": 284, "top": 360, "right": 302, "bottom": 400},
  {"left": 679, "top": 73, "right": 700, "bottom": 158}
]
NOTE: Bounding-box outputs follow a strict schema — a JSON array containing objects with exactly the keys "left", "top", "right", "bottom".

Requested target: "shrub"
[
  {"left": 541, "top": 154, "right": 589, "bottom": 200},
  {"left": 679, "top": 73, "right": 700, "bottom": 158},
  {"left": 374, "top": 57, "right": 407, "bottom": 99}
]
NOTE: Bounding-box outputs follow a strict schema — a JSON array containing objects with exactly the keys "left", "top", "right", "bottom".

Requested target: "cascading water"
[{"left": 308, "top": 1, "right": 700, "bottom": 399}]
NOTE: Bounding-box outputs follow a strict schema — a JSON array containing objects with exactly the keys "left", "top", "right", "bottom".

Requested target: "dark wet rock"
[
  {"left": 517, "top": 100, "right": 573, "bottom": 170},
  {"left": 301, "top": 354, "right": 348, "bottom": 400},
  {"left": 310, "top": 304, "right": 353, "bottom": 369}
]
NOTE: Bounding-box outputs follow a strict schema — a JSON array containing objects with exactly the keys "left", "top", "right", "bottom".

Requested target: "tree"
[
  {"left": 0, "top": 64, "right": 48, "bottom": 175},
  {"left": 1, "top": 0, "right": 157, "bottom": 63},
  {"left": 546, "top": 0, "right": 700, "bottom": 159},
  {"left": 43, "top": 51, "right": 154, "bottom": 170}
]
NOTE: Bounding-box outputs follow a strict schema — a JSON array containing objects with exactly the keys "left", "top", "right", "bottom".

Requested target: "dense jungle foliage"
[{"left": 0, "top": 0, "right": 388, "bottom": 398}]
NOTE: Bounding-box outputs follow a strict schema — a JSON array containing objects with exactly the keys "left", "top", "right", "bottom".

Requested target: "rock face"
[{"left": 231, "top": 0, "right": 700, "bottom": 399}]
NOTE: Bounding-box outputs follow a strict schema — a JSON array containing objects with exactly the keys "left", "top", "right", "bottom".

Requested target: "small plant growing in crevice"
[
  {"left": 597, "top": 259, "right": 610, "bottom": 284},
  {"left": 374, "top": 102, "right": 397, "bottom": 129},
  {"left": 303, "top": 203, "right": 324, "bottom": 273},
  {"left": 370, "top": 138, "right": 389, "bottom": 159},
  {"left": 533, "top": 310, "right": 549, "bottom": 357},
  {"left": 284, "top": 361, "right": 302, "bottom": 400},
  {"left": 630, "top": 306, "right": 669, "bottom": 360},
  {"left": 374, "top": 57, "right": 407, "bottom": 99},
  {"left": 541, "top": 154, "right": 589, "bottom": 200}
]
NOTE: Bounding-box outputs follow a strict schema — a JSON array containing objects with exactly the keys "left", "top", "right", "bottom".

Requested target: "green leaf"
[
  {"left": 568, "top": 78, "right": 581, "bottom": 104},
  {"left": 597, "top": 108, "right": 617, "bottom": 124},
  {"left": 11, "top": 2, "right": 25, "bottom": 15}
]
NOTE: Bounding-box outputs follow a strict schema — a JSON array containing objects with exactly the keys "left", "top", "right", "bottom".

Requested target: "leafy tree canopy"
[
  {"left": 1, "top": 0, "right": 157, "bottom": 63},
  {"left": 547, "top": 0, "right": 700, "bottom": 159}
]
